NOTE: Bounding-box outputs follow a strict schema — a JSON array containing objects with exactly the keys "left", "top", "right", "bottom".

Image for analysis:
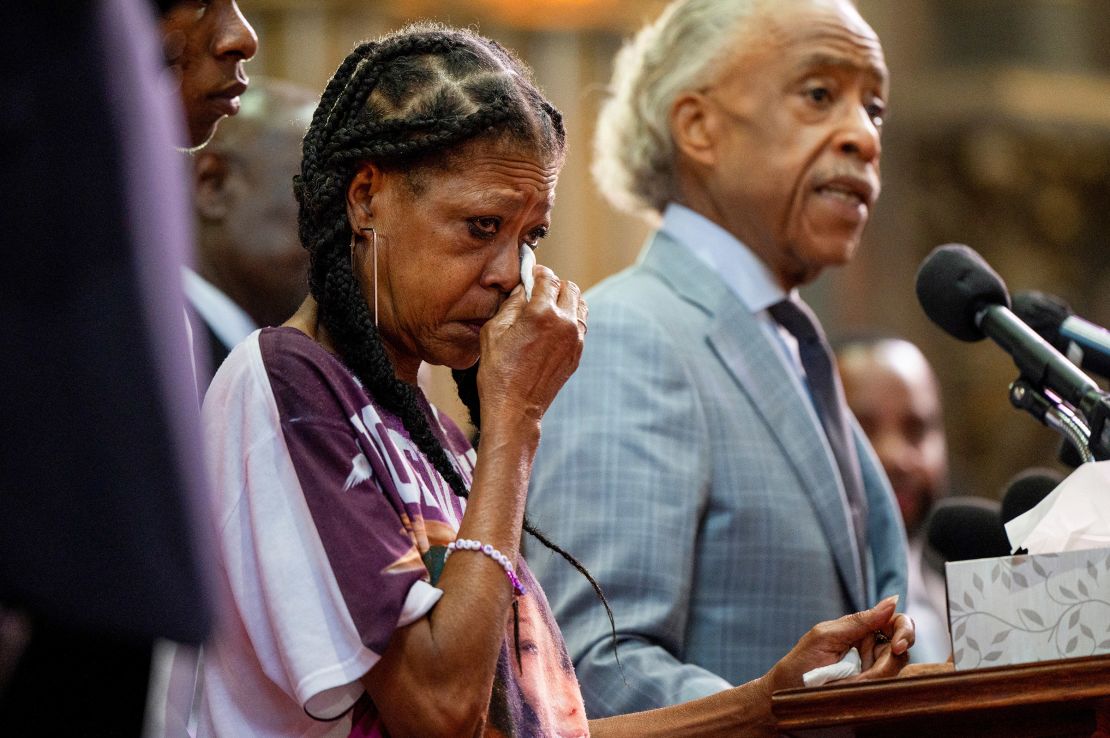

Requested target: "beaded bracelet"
[{"left": 445, "top": 538, "right": 526, "bottom": 596}]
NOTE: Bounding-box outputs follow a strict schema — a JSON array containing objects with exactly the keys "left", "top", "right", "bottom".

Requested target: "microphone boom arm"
[
  {"left": 979, "top": 305, "right": 1110, "bottom": 461},
  {"left": 1009, "top": 378, "right": 1095, "bottom": 464}
]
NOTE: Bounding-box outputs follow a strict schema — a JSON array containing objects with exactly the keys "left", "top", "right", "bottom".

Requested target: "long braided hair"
[{"left": 293, "top": 22, "right": 618, "bottom": 667}]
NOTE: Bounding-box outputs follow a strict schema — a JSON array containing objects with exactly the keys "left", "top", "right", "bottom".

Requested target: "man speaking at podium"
[{"left": 526, "top": 0, "right": 908, "bottom": 717}]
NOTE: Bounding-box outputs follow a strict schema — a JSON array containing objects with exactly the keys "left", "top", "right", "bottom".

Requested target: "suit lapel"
[{"left": 641, "top": 234, "right": 868, "bottom": 610}]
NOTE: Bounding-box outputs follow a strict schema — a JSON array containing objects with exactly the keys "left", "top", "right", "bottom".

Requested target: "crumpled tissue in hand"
[{"left": 802, "top": 646, "right": 861, "bottom": 687}]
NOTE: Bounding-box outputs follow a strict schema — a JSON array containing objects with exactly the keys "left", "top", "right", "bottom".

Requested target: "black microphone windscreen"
[
  {"left": 924, "top": 496, "right": 1011, "bottom": 563},
  {"left": 915, "top": 244, "right": 1011, "bottom": 342},
  {"left": 1011, "top": 291, "right": 1072, "bottom": 351},
  {"left": 1000, "top": 467, "right": 1063, "bottom": 524}
]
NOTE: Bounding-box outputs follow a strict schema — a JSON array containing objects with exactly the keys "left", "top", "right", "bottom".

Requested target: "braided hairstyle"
[{"left": 293, "top": 22, "right": 618, "bottom": 667}]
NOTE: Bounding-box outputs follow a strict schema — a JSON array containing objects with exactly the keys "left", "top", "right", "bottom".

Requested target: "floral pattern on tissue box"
[{"left": 946, "top": 548, "right": 1110, "bottom": 670}]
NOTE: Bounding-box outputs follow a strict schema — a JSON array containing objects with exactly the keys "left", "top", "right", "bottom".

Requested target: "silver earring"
[{"left": 359, "top": 226, "right": 378, "bottom": 328}]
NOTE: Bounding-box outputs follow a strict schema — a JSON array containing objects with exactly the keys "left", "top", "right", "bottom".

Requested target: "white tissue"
[
  {"left": 520, "top": 244, "right": 536, "bottom": 301},
  {"left": 1005, "top": 460, "right": 1110, "bottom": 554},
  {"left": 802, "top": 647, "right": 861, "bottom": 687}
]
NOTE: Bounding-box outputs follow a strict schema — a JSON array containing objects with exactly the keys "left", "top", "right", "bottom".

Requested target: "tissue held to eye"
[{"left": 520, "top": 244, "right": 536, "bottom": 301}]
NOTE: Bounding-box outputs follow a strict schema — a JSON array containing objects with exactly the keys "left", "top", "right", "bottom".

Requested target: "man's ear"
[
  {"left": 346, "top": 162, "right": 384, "bottom": 232},
  {"left": 670, "top": 91, "right": 718, "bottom": 168},
  {"left": 194, "top": 150, "right": 232, "bottom": 221}
]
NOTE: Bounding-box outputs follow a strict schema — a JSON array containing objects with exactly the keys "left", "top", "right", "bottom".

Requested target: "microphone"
[
  {"left": 999, "top": 467, "right": 1063, "bottom": 524},
  {"left": 915, "top": 245, "right": 1110, "bottom": 460},
  {"left": 1012, "top": 290, "right": 1110, "bottom": 380},
  {"left": 923, "top": 497, "right": 1011, "bottom": 566},
  {"left": 998, "top": 468, "right": 1064, "bottom": 555}
]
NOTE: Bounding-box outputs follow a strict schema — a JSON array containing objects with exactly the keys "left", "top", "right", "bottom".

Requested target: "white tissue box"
[{"left": 946, "top": 547, "right": 1110, "bottom": 670}]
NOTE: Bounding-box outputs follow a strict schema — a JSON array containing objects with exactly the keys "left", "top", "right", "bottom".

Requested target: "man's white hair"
[{"left": 592, "top": 0, "right": 769, "bottom": 218}]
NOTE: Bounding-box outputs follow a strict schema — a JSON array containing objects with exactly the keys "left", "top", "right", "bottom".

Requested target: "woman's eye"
[
  {"left": 521, "top": 641, "right": 539, "bottom": 656},
  {"left": 523, "top": 226, "right": 549, "bottom": 248},
  {"left": 468, "top": 217, "right": 500, "bottom": 239}
]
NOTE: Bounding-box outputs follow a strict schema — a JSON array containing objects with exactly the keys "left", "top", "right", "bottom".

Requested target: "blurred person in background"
[
  {"left": 0, "top": 0, "right": 241, "bottom": 733},
  {"left": 186, "top": 77, "right": 316, "bottom": 376},
  {"left": 837, "top": 336, "right": 952, "bottom": 663}
]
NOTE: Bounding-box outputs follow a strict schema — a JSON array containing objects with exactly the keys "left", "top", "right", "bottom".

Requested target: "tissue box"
[{"left": 946, "top": 547, "right": 1110, "bottom": 670}]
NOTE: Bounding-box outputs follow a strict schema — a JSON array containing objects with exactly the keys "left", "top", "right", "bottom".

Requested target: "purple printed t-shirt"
[{"left": 198, "top": 327, "right": 589, "bottom": 738}]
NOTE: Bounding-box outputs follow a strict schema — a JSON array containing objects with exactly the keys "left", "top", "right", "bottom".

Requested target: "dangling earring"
[{"left": 359, "top": 226, "right": 378, "bottom": 328}]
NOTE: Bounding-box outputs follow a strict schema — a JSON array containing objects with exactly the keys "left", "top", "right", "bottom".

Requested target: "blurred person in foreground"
[
  {"left": 0, "top": 0, "right": 244, "bottom": 733},
  {"left": 3, "top": 3, "right": 256, "bottom": 735},
  {"left": 192, "top": 22, "right": 912, "bottom": 738},
  {"left": 526, "top": 0, "right": 908, "bottom": 716},
  {"left": 838, "top": 337, "right": 952, "bottom": 663},
  {"left": 186, "top": 77, "right": 316, "bottom": 376}
]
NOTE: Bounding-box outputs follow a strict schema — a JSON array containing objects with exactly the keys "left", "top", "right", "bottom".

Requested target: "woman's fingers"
[
  {"left": 850, "top": 640, "right": 910, "bottom": 681},
  {"left": 858, "top": 611, "right": 913, "bottom": 661},
  {"left": 829, "top": 595, "right": 900, "bottom": 647},
  {"left": 764, "top": 595, "right": 906, "bottom": 693},
  {"left": 887, "top": 612, "right": 914, "bottom": 656},
  {"left": 531, "top": 264, "right": 562, "bottom": 305},
  {"left": 478, "top": 261, "right": 586, "bottom": 421},
  {"left": 491, "top": 284, "right": 525, "bottom": 328},
  {"left": 840, "top": 606, "right": 914, "bottom": 683},
  {"left": 517, "top": 263, "right": 584, "bottom": 343},
  {"left": 858, "top": 631, "right": 877, "bottom": 672}
]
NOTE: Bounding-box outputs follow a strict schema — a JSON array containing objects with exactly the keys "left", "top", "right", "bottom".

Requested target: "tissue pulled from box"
[{"left": 1005, "top": 460, "right": 1110, "bottom": 555}]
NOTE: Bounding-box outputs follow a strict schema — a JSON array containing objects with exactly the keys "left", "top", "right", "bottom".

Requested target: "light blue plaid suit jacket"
[{"left": 525, "top": 231, "right": 908, "bottom": 717}]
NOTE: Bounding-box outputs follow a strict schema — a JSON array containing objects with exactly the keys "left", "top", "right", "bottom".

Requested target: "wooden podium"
[{"left": 773, "top": 654, "right": 1110, "bottom": 737}]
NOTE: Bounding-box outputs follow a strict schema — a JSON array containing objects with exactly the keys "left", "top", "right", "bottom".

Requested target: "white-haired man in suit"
[{"left": 526, "top": 0, "right": 909, "bottom": 717}]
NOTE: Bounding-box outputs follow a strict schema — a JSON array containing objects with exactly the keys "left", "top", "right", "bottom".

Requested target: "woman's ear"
[{"left": 346, "top": 162, "right": 383, "bottom": 232}]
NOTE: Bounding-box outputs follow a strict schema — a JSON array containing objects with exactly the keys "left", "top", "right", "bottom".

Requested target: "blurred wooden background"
[{"left": 241, "top": 0, "right": 1110, "bottom": 502}]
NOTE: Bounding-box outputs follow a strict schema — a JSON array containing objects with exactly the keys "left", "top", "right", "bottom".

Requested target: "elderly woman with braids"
[{"left": 194, "top": 23, "right": 913, "bottom": 738}]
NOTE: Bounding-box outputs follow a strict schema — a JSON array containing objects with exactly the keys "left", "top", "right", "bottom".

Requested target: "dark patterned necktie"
[{"left": 769, "top": 297, "right": 869, "bottom": 581}]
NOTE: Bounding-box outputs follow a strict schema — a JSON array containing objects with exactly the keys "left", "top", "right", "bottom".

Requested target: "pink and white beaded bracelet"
[{"left": 445, "top": 538, "right": 526, "bottom": 596}]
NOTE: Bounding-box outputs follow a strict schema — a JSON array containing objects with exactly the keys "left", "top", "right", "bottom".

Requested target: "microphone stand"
[
  {"left": 972, "top": 302, "right": 1110, "bottom": 460},
  {"left": 1009, "top": 378, "right": 1096, "bottom": 464}
]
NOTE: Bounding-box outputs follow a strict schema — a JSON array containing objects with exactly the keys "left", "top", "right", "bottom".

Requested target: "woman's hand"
[
  {"left": 365, "top": 264, "right": 587, "bottom": 737},
  {"left": 477, "top": 263, "right": 587, "bottom": 427},
  {"left": 591, "top": 599, "right": 913, "bottom": 738},
  {"left": 760, "top": 595, "right": 914, "bottom": 695}
]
